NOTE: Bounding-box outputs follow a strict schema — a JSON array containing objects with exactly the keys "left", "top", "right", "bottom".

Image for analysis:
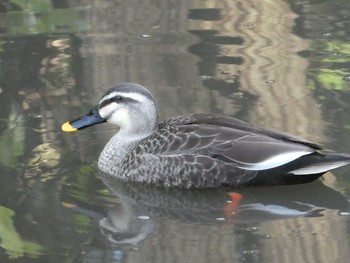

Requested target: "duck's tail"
[{"left": 289, "top": 152, "right": 350, "bottom": 175}]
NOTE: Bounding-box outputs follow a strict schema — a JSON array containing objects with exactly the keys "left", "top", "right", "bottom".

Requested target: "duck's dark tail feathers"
[{"left": 289, "top": 152, "right": 350, "bottom": 175}]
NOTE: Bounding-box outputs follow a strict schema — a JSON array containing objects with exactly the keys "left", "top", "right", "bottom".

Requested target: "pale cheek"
[
  {"left": 108, "top": 108, "right": 131, "bottom": 128},
  {"left": 99, "top": 104, "right": 117, "bottom": 119}
]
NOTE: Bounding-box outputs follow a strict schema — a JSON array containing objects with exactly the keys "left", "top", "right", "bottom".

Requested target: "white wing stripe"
[
  {"left": 237, "top": 150, "right": 312, "bottom": 171},
  {"left": 290, "top": 161, "right": 350, "bottom": 175}
]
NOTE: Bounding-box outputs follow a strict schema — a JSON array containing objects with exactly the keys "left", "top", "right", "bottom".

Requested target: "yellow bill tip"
[{"left": 61, "top": 122, "right": 78, "bottom": 132}]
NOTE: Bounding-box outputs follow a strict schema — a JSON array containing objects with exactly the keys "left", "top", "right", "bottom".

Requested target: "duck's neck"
[{"left": 97, "top": 130, "right": 152, "bottom": 176}]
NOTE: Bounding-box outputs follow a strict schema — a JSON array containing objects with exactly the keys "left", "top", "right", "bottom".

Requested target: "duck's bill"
[{"left": 61, "top": 106, "right": 106, "bottom": 132}]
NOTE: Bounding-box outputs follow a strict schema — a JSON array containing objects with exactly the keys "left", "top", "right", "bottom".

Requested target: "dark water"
[{"left": 0, "top": 0, "right": 350, "bottom": 262}]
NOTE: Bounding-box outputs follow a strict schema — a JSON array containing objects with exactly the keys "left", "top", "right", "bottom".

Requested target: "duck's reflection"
[{"left": 68, "top": 173, "right": 349, "bottom": 246}]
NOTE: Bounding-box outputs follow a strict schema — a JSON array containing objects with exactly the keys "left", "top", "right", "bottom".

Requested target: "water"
[{"left": 0, "top": 0, "right": 350, "bottom": 262}]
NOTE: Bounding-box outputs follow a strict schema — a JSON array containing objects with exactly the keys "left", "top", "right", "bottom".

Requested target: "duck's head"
[{"left": 61, "top": 83, "right": 159, "bottom": 136}]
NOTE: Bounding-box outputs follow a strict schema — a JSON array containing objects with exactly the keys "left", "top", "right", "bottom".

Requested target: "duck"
[{"left": 61, "top": 83, "right": 350, "bottom": 188}]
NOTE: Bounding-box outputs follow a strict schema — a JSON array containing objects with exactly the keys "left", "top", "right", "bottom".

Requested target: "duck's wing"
[
  {"left": 133, "top": 114, "right": 317, "bottom": 171},
  {"left": 160, "top": 114, "right": 322, "bottom": 149}
]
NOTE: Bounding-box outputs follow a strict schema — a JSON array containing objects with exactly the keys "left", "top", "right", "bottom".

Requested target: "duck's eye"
[{"left": 113, "top": 96, "right": 123, "bottom": 102}]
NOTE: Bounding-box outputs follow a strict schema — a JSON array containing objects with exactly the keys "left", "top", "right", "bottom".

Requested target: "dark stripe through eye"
[{"left": 98, "top": 95, "right": 137, "bottom": 109}]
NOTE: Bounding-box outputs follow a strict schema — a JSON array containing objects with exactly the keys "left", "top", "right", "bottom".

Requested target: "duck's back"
[{"left": 118, "top": 114, "right": 350, "bottom": 188}]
